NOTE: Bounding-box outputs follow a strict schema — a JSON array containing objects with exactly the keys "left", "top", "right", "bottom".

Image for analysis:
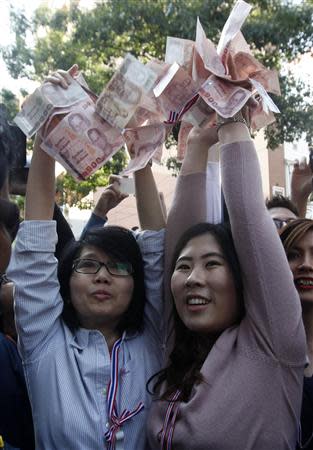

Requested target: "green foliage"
[
  {"left": 56, "top": 148, "right": 127, "bottom": 208},
  {"left": 266, "top": 73, "right": 313, "bottom": 149},
  {"left": 166, "top": 156, "right": 182, "bottom": 177},
  {"left": 1, "top": 0, "right": 313, "bottom": 195},
  {"left": 0, "top": 89, "right": 19, "bottom": 120}
]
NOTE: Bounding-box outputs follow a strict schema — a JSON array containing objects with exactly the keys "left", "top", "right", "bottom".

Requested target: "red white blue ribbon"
[
  {"left": 165, "top": 94, "right": 199, "bottom": 125},
  {"left": 160, "top": 389, "right": 181, "bottom": 450},
  {"left": 105, "top": 337, "right": 144, "bottom": 450}
]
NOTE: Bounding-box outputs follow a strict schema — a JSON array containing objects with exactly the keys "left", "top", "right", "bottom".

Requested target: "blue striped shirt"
[{"left": 8, "top": 221, "right": 165, "bottom": 450}]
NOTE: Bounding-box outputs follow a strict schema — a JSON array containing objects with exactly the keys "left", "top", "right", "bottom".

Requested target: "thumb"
[{"left": 68, "top": 64, "right": 79, "bottom": 77}]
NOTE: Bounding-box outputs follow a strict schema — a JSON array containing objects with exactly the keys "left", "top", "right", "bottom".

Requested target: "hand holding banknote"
[
  {"left": 44, "top": 65, "right": 79, "bottom": 88},
  {"left": 93, "top": 177, "right": 129, "bottom": 220}
]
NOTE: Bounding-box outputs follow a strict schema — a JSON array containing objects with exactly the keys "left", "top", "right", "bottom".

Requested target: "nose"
[
  {"left": 94, "top": 265, "right": 111, "bottom": 283},
  {"left": 185, "top": 266, "right": 206, "bottom": 287},
  {"left": 297, "top": 255, "right": 313, "bottom": 272}
]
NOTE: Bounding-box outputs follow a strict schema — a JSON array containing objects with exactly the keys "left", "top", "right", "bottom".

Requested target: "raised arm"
[
  {"left": 25, "top": 136, "right": 55, "bottom": 220},
  {"left": 134, "top": 164, "right": 166, "bottom": 231},
  {"left": 165, "top": 127, "right": 220, "bottom": 272},
  {"left": 218, "top": 120, "right": 306, "bottom": 364},
  {"left": 291, "top": 157, "right": 312, "bottom": 218}
]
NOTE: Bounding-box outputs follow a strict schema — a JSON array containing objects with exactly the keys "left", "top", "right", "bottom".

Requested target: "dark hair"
[
  {"left": 58, "top": 225, "right": 146, "bottom": 334},
  {"left": 279, "top": 218, "right": 313, "bottom": 253},
  {"left": 265, "top": 195, "right": 299, "bottom": 217},
  {"left": 0, "top": 198, "right": 20, "bottom": 241},
  {"left": 149, "top": 222, "right": 243, "bottom": 402}
]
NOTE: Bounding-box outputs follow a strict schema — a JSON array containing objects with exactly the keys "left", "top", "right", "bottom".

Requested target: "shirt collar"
[{"left": 69, "top": 327, "right": 139, "bottom": 350}]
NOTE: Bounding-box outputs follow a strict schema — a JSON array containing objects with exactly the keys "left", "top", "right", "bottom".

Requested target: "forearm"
[
  {"left": 8, "top": 221, "right": 63, "bottom": 359},
  {"left": 219, "top": 123, "right": 305, "bottom": 362},
  {"left": 134, "top": 165, "right": 166, "bottom": 231},
  {"left": 291, "top": 193, "right": 309, "bottom": 218},
  {"left": 25, "top": 136, "right": 55, "bottom": 220}
]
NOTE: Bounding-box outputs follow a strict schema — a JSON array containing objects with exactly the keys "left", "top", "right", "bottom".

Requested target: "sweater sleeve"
[
  {"left": 220, "top": 141, "right": 306, "bottom": 365},
  {"left": 7, "top": 220, "right": 64, "bottom": 361}
]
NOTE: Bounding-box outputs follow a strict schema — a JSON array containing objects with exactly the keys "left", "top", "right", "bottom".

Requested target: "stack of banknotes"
[{"left": 14, "top": 0, "right": 280, "bottom": 181}]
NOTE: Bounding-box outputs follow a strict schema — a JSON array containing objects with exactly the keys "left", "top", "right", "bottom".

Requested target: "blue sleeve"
[
  {"left": 80, "top": 213, "right": 107, "bottom": 239},
  {"left": 135, "top": 229, "right": 165, "bottom": 347}
]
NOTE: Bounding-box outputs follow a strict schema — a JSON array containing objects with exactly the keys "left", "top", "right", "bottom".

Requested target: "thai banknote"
[
  {"left": 217, "top": 0, "right": 252, "bottom": 62},
  {"left": 96, "top": 53, "right": 158, "bottom": 130},
  {"left": 251, "top": 69, "right": 281, "bottom": 96},
  {"left": 177, "top": 122, "right": 193, "bottom": 161},
  {"left": 249, "top": 78, "right": 280, "bottom": 113},
  {"left": 165, "top": 36, "right": 194, "bottom": 75},
  {"left": 195, "top": 18, "right": 226, "bottom": 78},
  {"left": 199, "top": 75, "right": 252, "bottom": 118},
  {"left": 41, "top": 99, "right": 124, "bottom": 180},
  {"left": 233, "top": 52, "right": 265, "bottom": 81},
  {"left": 183, "top": 97, "right": 215, "bottom": 128},
  {"left": 153, "top": 63, "right": 199, "bottom": 120},
  {"left": 122, "top": 123, "right": 168, "bottom": 174},
  {"left": 14, "top": 79, "right": 89, "bottom": 137},
  {"left": 250, "top": 100, "right": 276, "bottom": 130}
]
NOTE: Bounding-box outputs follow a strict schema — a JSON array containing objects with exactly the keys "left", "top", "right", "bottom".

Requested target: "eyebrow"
[
  {"left": 176, "top": 252, "right": 225, "bottom": 263},
  {"left": 79, "top": 254, "right": 100, "bottom": 260}
]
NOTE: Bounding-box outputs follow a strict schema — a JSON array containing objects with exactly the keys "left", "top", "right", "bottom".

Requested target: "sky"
[{"left": 0, "top": 0, "right": 96, "bottom": 95}]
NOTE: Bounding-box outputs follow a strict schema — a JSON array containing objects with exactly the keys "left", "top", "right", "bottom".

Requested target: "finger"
[
  {"left": 68, "top": 64, "right": 79, "bottom": 78},
  {"left": 299, "top": 156, "right": 307, "bottom": 170},
  {"left": 120, "top": 193, "right": 129, "bottom": 200},
  {"left": 108, "top": 182, "right": 122, "bottom": 195},
  {"left": 45, "top": 72, "right": 68, "bottom": 88},
  {"left": 109, "top": 175, "right": 121, "bottom": 185}
]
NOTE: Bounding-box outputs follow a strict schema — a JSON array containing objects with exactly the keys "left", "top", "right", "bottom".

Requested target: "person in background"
[
  {"left": 266, "top": 194, "right": 299, "bottom": 230},
  {"left": 0, "top": 198, "right": 35, "bottom": 450},
  {"left": 280, "top": 219, "right": 313, "bottom": 450}
]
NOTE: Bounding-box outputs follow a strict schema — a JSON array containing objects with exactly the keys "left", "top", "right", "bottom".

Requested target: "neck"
[
  {"left": 80, "top": 318, "right": 122, "bottom": 352},
  {"left": 101, "top": 328, "right": 122, "bottom": 353},
  {"left": 302, "top": 303, "right": 313, "bottom": 375}
]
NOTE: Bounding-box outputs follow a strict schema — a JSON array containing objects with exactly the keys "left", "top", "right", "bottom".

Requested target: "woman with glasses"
[
  {"left": 7, "top": 67, "right": 166, "bottom": 449},
  {"left": 280, "top": 219, "right": 313, "bottom": 449}
]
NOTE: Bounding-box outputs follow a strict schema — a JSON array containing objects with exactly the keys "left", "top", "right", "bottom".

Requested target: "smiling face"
[
  {"left": 286, "top": 229, "right": 313, "bottom": 304},
  {"left": 69, "top": 245, "right": 134, "bottom": 332},
  {"left": 171, "top": 233, "right": 240, "bottom": 335}
]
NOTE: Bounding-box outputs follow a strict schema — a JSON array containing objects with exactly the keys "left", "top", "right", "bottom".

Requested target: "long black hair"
[{"left": 58, "top": 225, "right": 146, "bottom": 334}]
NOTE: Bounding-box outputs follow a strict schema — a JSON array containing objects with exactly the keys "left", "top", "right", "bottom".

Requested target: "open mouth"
[
  {"left": 295, "top": 278, "right": 313, "bottom": 289},
  {"left": 186, "top": 298, "right": 211, "bottom": 306}
]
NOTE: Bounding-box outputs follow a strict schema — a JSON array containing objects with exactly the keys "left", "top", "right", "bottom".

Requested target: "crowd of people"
[{"left": 0, "top": 67, "right": 313, "bottom": 450}]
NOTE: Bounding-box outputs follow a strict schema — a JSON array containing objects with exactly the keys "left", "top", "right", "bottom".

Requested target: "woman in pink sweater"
[{"left": 147, "top": 116, "right": 307, "bottom": 450}]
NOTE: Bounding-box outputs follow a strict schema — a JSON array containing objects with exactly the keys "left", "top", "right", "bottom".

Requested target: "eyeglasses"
[
  {"left": 0, "top": 273, "right": 11, "bottom": 287},
  {"left": 72, "top": 258, "right": 133, "bottom": 277},
  {"left": 273, "top": 218, "right": 296, "bottom": 230}
]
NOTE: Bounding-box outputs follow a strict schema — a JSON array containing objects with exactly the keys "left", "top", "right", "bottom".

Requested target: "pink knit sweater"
[{"left": 147, "top": 141, "right": 306, "bottom": 450}]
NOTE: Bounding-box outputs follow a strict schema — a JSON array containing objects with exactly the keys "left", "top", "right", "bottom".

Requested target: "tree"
[
  {"left": 0, "top": 89, "right": 19, "bottom": 120},
  {"left": 1, "top": 0, "right": 313, "bottom": 182},
  {"left": 56, "top": 148, "right": 127, "bottom": 208}
]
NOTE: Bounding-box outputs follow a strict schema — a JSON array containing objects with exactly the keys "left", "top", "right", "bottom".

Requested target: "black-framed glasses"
[
  {"left": 0, "top": 273, "right": 11, "bottom": 287},
  {"left": 273, "top": 218, "right": 296, "bottom": 230},
  {"left": 72, "top": 258, "right": 133, "bottom": 277}
]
